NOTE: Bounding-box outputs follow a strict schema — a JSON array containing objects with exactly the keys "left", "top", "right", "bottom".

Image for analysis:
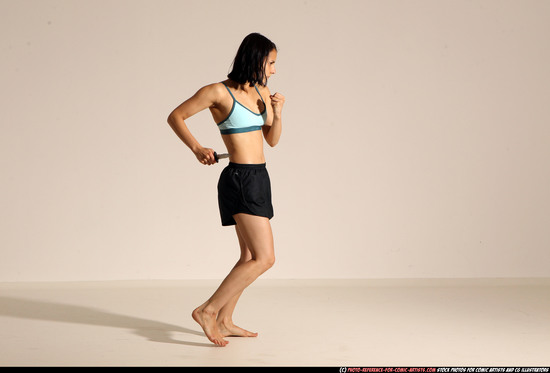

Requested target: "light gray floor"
[{"left": 0, "top": 278, "right": 549, "bottom": 367}]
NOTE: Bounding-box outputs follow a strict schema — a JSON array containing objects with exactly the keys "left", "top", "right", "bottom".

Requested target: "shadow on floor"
[{"left": 0, "top": 296, "right": 214, "bottom": 348}]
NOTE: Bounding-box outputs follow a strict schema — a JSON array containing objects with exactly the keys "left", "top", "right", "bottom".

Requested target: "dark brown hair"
[{"left": 227, "top": 33, "right": 277, "bottom": 87}]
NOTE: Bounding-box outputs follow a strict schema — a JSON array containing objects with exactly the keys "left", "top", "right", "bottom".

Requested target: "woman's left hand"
[{"left": 270, "top": 92, "right": 285, "bottom": 118}]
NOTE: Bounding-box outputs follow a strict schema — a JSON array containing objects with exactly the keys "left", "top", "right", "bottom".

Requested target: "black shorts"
[{"left": 217, "top": 162, "right": 274, "bottom": 226}]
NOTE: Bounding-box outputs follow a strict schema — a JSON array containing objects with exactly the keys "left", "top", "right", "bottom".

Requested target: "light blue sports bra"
[{"left": 217, "top": 82, "right": 267, "bottom": 135}]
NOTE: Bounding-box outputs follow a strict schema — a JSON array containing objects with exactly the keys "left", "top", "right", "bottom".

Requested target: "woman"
[{"left": 167, "top": 33, "right": 285, "bottom": 347}]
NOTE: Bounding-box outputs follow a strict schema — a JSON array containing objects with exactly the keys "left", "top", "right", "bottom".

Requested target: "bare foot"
[
  {"left": 218, "top": 319, "right": 258, "bottom": 338},
  {"left": 192, "top": 306, "right": 229, "bottom": 347}
]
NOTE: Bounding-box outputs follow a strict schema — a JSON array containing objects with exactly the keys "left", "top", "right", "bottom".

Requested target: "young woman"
[{"left": 167, "top": 33, "right": 285, "bottom": 347}]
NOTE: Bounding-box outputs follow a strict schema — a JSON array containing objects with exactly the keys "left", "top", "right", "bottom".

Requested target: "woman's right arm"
[{"left": 167, "top": 84, "right": 219, "bottom": 165}]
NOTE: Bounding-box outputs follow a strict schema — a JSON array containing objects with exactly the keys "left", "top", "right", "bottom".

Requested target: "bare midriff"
[{"left": 221, "top": 129, "right": 266, "bottom": 164}]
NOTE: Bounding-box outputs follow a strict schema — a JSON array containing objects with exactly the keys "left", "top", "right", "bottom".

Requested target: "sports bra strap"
[
  {"left": 222, "top": 82, "right": 264, "bottom": 103},
  {"left": 254, "top": 85, "right": 265, "bottom": 103},
  {"left": 222, "top": 82, "right": 236, "bottom": 100}
]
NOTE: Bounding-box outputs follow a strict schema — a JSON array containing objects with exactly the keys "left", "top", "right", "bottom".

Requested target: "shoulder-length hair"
[{"left": 227, "top": 33, "right": 277, "bottom": 87}]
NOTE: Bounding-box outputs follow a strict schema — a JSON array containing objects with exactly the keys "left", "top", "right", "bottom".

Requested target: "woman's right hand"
[{"left": 194, "top": 147, "right": 216, "bottom": 165}]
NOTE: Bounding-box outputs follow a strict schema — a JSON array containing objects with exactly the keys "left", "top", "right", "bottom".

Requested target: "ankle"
[
  {"left": 218, "top": 315, "right": 233, "bottom": 326},
  {"left": 201, "top": 304, "right": 218, "bottom": 317}
]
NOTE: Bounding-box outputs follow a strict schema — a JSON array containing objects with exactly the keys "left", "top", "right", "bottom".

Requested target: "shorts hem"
[{"left": 221, "top": 212, "right": 274, "bottom": 226}]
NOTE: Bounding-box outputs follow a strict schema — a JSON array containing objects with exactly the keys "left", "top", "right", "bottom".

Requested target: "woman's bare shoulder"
[
  {"left": 189, "top": 82, "right": 229, "bottom": 107},
  {"left": 258, "top": 84, "right": 272, "bottom": 96},
  {"left": 196, "top": 81, "right": 226, "bottom": 96}
]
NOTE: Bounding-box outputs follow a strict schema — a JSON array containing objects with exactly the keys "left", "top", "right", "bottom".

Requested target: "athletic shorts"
[{"left": 217, "top": 162, "right": 274, "bottom": 226}]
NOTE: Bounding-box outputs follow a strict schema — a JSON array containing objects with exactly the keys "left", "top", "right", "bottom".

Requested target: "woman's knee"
[{"left": 258, "top": 254, "right": 275, "bottom": 271}]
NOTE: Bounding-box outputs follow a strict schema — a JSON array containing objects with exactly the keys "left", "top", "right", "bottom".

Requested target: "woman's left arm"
[{"left": 262, "top": 88, "right": 285, "bottom": 147}]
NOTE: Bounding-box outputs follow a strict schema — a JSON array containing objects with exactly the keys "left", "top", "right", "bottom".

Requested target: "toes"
[
  {"left": 210, "top": 336, "right": 229, "bottom": 347},
  {"left": 215, "top": 339, "right": 228, "bottom": 347}
]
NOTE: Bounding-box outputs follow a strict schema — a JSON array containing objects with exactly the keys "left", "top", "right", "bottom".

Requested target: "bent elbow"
[
  {"left": 167, "top": 111, "right": 176, "bottom": 125},
  {"left": 167, "top": 111, "right": 182, "bottom": 129}
]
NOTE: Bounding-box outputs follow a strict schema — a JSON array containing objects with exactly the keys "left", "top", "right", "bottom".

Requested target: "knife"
[{"left": 214, "top": 152, "right": 230, "bottom": 163}]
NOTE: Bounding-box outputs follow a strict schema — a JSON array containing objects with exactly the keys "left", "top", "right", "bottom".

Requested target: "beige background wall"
[{"left": 1, "top": 0, "right": 549, "bottom": 281}]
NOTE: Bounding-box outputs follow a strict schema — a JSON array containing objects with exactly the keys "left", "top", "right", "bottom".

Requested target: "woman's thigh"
[
  {"left": 233, "top": 213, "right": 274, "bottom": 263},
  {"left": 235, "top": 225, "right": 252, "bottom": 262}
]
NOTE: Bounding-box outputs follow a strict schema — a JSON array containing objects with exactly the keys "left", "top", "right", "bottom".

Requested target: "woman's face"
[{"left": 264, "top": 49, "right": 277, "bottom": 81}]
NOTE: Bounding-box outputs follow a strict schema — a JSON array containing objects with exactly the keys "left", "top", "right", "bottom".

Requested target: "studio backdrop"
[{"left": 1, "top": 0, "right": 549, "bottom": 281}]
